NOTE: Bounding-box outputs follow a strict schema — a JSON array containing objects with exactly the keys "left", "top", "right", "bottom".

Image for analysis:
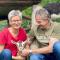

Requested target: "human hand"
[
  {"left": 49, "top": 37, "right": 59, "bottom": 52},
  {"left": 49, "top": 37, "right": 58, "bottom": 44},
  {"left": 21, "top": 49, "right": 30, "bottom": 57}
]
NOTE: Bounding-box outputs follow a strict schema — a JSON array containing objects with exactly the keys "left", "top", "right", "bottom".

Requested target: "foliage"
[
  {"left": 40, "top": 0, "right": 60, "bottom": 7},
  {"left": 0, "top": 0, "right": 60, "bottom": 31}
]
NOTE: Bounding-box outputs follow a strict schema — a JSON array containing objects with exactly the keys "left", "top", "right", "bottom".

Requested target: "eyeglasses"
[{"left": 11, "top": 20, "right": 21, "bottom": 22}]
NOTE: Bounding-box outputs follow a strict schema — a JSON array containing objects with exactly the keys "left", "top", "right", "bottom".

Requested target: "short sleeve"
[
  {"left": 28, "top": 29, "right": 35, "bottom": 37},
  {"left": 22, "top": 29, "right": 27, "bottom": 41},
  {"left": 51, "top": 22, "right": 60, "bottom": 39},
  {"left": 28, "top": 29, "right": 35, "bottom": 43},
  {"left": 0, "top": 31, "right": 6, "bottom": 45}
]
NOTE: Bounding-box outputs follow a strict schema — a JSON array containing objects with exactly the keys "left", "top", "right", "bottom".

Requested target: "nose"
[{"left": 15, "top": 21, "right": 20, "bottom": 24}]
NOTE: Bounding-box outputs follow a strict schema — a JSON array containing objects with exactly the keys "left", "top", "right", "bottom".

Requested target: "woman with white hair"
[{"left": 0, "top": 10, "right": 27, "bottom": 60}]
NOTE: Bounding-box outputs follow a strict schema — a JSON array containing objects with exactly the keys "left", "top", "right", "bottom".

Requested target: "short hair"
[
  {"left": 8, "top": 10, "right": 22, "bottom": 20},
  {"left": 35, "top": 8, "right": 51, "bottom": 20}
]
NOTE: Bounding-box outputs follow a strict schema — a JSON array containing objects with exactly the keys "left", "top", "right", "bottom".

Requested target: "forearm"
[
  {"left": 0, "top": 44, "right": 4, "bottom": 52},
  {"left": 31, "top": 46, "right": 52, "bottom": 54},
  {"left": 12, "top": 55, "right": 24, "bottom": 60},
  {"left": 12, "top": 56, "right": 20, "bottom": 59}
]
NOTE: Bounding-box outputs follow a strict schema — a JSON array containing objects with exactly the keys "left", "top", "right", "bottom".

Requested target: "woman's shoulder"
[
  {"left": 19, "top": 28, "right": 27, "bottom": 35},
  {"left": 1, "top": 27, "right": 8, "bottom": 34},
  {"left": 19, "top": 27, "right": 26, "bottom": 32}
]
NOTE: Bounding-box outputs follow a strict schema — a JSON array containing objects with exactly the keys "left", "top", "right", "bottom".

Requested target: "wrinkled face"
[
  {"left": 35, "top": 15, "right": 49, "bottom": 29},
  {"left": 9, "top": 16, "right": 22, "bottom": 29}
]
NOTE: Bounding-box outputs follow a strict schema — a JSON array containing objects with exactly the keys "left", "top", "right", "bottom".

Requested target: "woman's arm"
[
  {"left": 12, "top": 56, "right": 24, "bottom": 60},
  {"left": 0, "top": 44, "right": 4, "bottom": 52}
]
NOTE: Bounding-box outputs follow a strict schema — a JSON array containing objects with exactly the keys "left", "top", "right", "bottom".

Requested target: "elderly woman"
[{"left": 0, "top": 10, "right": 27, "bottom": 60}]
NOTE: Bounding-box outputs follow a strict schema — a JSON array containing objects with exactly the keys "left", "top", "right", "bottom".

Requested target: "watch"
[{"left": 29, "top": 50, "right": 32, "bottom": 53}]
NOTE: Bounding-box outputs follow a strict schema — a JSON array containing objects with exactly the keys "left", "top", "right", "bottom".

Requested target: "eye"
[{"left": 11, "top": 20, "right": 21, "bottom": 22}]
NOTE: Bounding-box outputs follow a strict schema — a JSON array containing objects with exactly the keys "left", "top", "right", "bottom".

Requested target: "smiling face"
[
  {"left": 35, "top": 15, "right": 49, "bottom": 29},
  {"left": 9, "top": 16, "right": 22, "bottom": 30},
  {"left": 34, "top": 8, "right": 51, "bottom": 29}
]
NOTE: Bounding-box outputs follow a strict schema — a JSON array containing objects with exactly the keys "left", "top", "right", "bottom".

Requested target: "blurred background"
[{"left": 0, "top": 0, "right": 60, "bottom": 33}]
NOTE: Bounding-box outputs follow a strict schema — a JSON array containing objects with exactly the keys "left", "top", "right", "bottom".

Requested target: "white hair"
[
  {"left": 8, "top": 10, "right": 22, "bottom": 20},
  {"left": 31, "top": 5, "right": 43, "bottom": 29}
]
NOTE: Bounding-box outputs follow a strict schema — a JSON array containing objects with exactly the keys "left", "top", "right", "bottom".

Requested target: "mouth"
[
  {"left": 39, "top": 25, "right": 45, "bottom": 28},
  {"left": 13, "top": 25, "right": 20, "bottom": 28},
  {"left": 14, "top": 24, "right": 20, "bottom": 26}
]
